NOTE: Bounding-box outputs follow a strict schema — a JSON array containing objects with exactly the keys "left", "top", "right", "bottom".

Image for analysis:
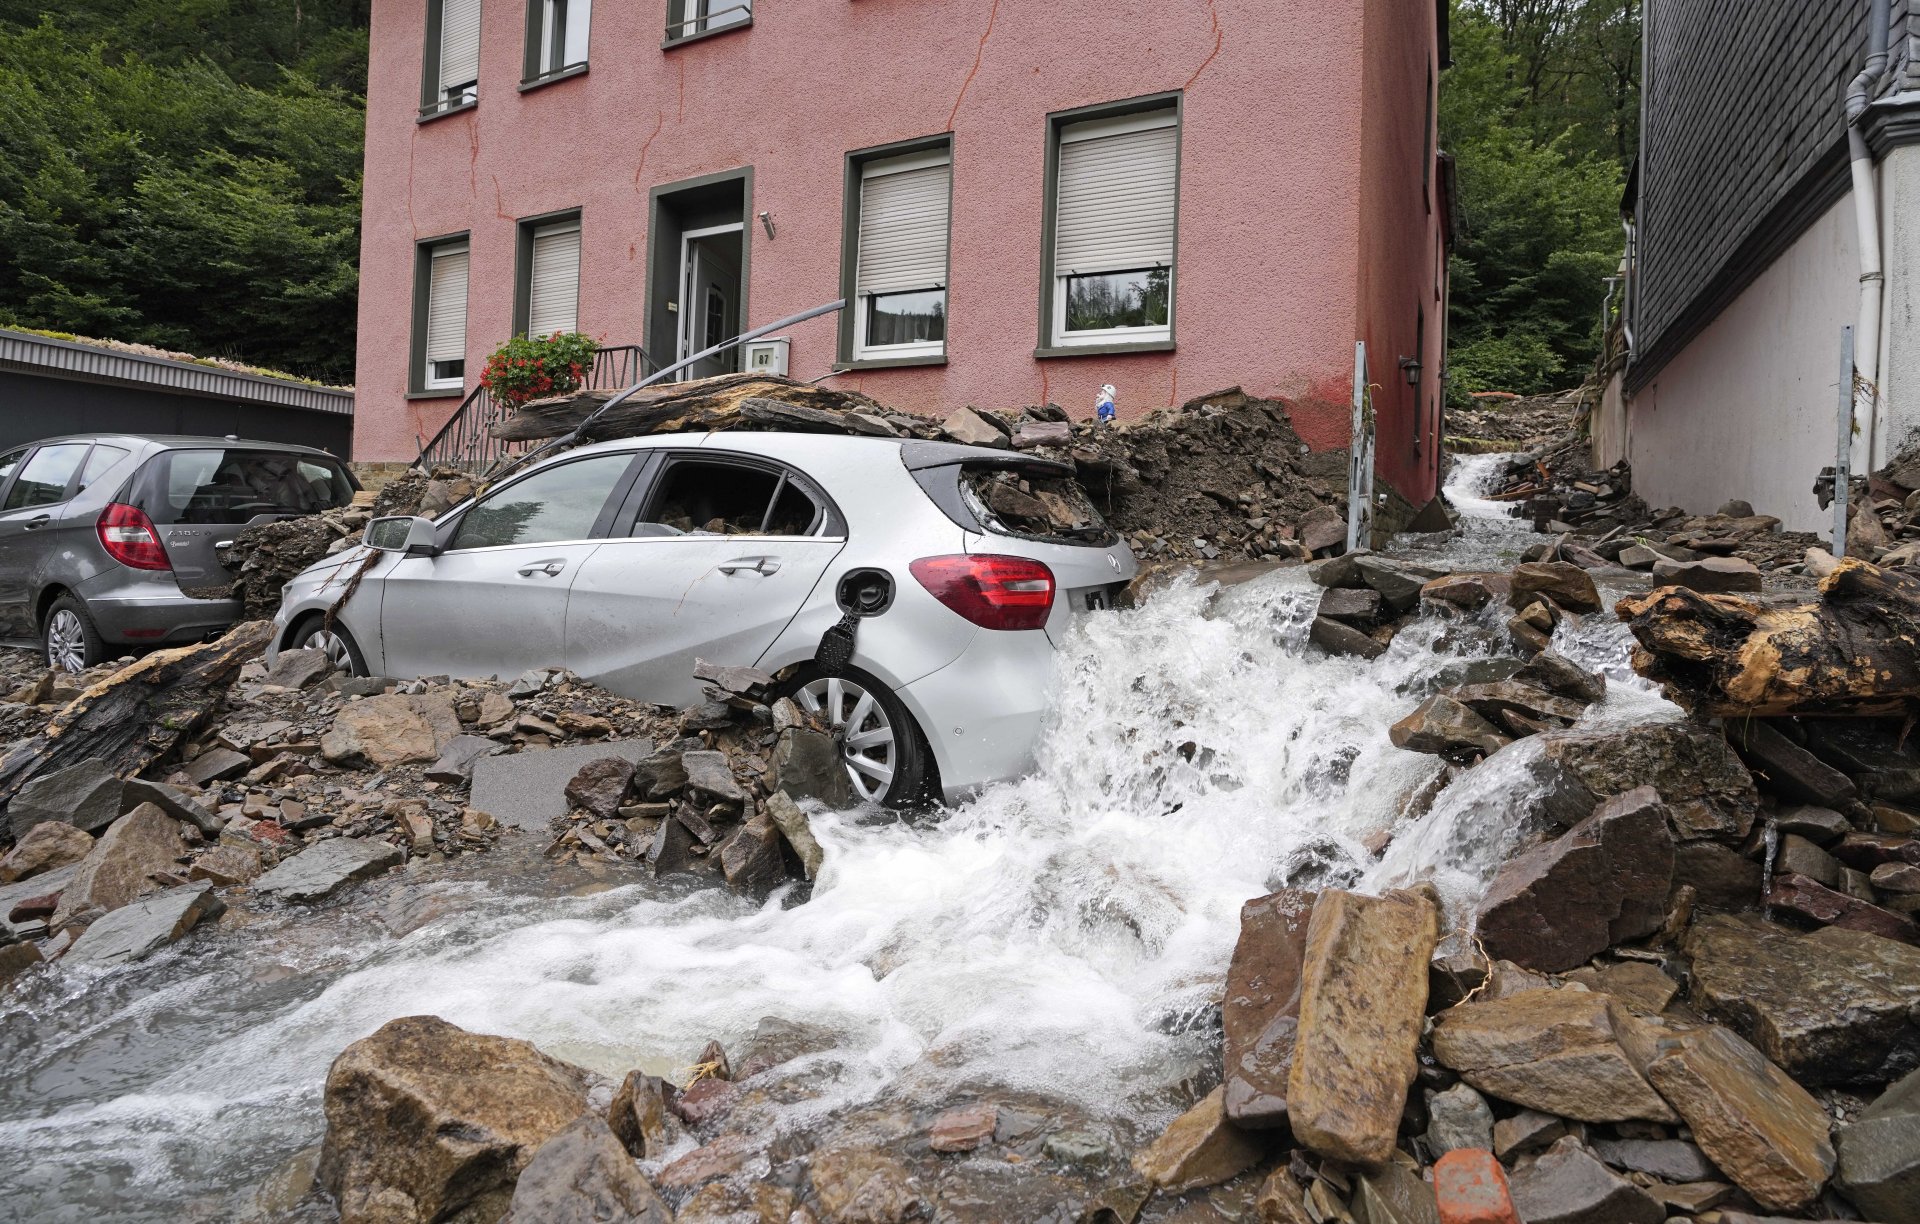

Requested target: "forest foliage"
[
  {"left": 0, "top": 1, "right": 368, "bottom": 383},
  {"left": 1444, "top": 0, "right": 1639, "bottom": 401}
]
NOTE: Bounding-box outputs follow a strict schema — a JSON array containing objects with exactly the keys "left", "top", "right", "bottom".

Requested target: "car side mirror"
[{"left": 365, "top": 515, "right": 440, "bottom": 557}]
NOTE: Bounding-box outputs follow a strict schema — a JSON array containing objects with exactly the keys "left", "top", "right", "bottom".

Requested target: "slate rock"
[
  {"left": 1221, "top": 888, "right": 1314, "bottom": 1128},
  {"left": 1287, "top": 886, "right": 1440, "bottom": 1167},
  {"left": 941, "top": 407, "right": 1005, "bottom": 447},
  {"left": 0, "top": 941, "right": 43, "bottom": 987},
  {"left": 1388, "top": 694, "right": 1509, "bottom": 762},
  {"left": 1507, "top": 1139, "right": 1663, "bottom": 1224},
  {"left": 1513, "top": 648, "right": 1606, "bottom": 704},
  {"left": 321, "top": 693, "right": 459, "bottom": 767},
  {"left": 1317, "top": 586, "right": 1383, "bottom": 625},
  {"left": 1531, "top": 724, "right": 1758, "bottom": 839},
  {"left": 773, "top": 728, "right": 854, "bottom": 807},
  {"left": 1673, "top": 840, "right": 1764, "bottom": 910},
  {"left": 1420, "top": 572, "right": 1509, "bottom": 610},
  {"left": 1430, "top": 987, "right": 1677, "bottom": 1122},
  {"left": 1494, "top": 1108, "right": 1570, "bottom": 1159},
  {"left": 649, "top": 813, "right": 709, "bottom": 877},
  {"left": 717, "top": 813, "right": 786, "bottom": 899},
  {"left": 928, "top": 1102, "right": 998, "bottom": 1153},
  {"left": 807, "top": 1146, "right": 923, "bottom": 1222},
  {"left": 1424, "top": 1082, "right": 1494, "bottom": 1155},
  {"left": 318, "top": 1015, "right": 594, "bottom": 1224},
  {"left": 1836, "top": 1066, "right": 1920, "bottom": 1223},
  {"left": 1476, "top": 785, "right": 1674, "bottom": 972},
  {"left": 1129, "top": 1085, "right": 1263, "bottom": 1194},
  {"left": 1449, "top": 680, "right": 1590, "bottom": 734},
  {"left": 120, "top": 778, "right": 224, "bottom": 837},
  {"left": 63, "top": 882, "right": 225, "bottom": 967},
  {"left": 1727, "top": 720, "right": 1859, "bottom": 810},
  {"left": 1310, "top": 615, "right": 1387, "bottom": 660},
  {"left": 1298, "top": 507, "right": 1349, "bottom": 554},
  {"left": 1774, "top": 804, "right": 1852, "bottom": 844},
  {"left": 184, "top": 747, "right": 252, "bottom": 785},
  {"left": 253, "top": 837, "right": 404, "bottom": 903},
  {"left": 1684, "top": 913, "right": 1920, "bottom": 1085},
  {"left": 682, "top": 750, "right": 746, "bottom": 804},
  {"left": 7, "top": 759, "right": 123, "bottom": 839},
  {"left": 51, "top": 803, "right": 187, "bottom": 929},
  {"left": 563, "top": 756, "right": 636, "bottom": 820},
  {"left": 424, "top": 734, "right": 498, "bottom": 784},
  {"left": 1768, "top": 872, "right": 1920, "bottom": 944},
  {"left": 1353, "top": 555, "right": 1446, "bottom": 612},
  {"left": 764, "top": 791, "right": 824, "bottom": 879},
  {"left": 1650, "top": 556, "right": 1764, "bottom": 594},
  {"left": 1590, "top": 1137, "right": 1719, "bottom": 1182},
  {"left": 500, "top": 1114, "right": 671, "bottom": 1224},
  {"left": 1510, "top": 562, "right": 1603, "bottom": 613},
  {"left": 264, "top": 647, "right": 335, "bottom": 689},
  {"left": 189, "top": 843, "right": 263, "bottom": 886},
  {"left": 1776, "top": 833, "right": 1843, "bottom": 887},
  {"left": 0, "top": 820, "right": 94, "bottom": 884},
  {"left": 606, "top": 1070, "right": 682, "bottom": 1160}
]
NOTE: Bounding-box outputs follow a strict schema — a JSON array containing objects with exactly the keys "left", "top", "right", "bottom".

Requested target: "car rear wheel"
[
  {"left": 783, "top": 664, "right": 930, "bottom": 807},
  {"left": 290, "top": 616, "right": 367, "bottom": 677},
  {"left": 42, "top": 595, "right": 106, "bottom": 674}
]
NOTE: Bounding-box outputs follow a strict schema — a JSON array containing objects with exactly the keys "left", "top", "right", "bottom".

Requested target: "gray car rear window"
[{"left": 137, "top": 448, "right": 354, "bottom": 524}]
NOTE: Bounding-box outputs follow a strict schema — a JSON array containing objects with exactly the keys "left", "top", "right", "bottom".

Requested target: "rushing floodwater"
[{"left": 0, "top": 456, "right": 1675, "bottom": 1221}]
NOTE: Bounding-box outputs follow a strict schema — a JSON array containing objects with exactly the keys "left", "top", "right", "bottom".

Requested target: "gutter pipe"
[{"left": 1847, "top": 0, "right": 1891, "bottom": 468}]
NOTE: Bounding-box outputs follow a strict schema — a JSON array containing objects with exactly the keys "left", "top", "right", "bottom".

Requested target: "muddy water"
[{"left": 0, "top": 458, "right": 1675, "bottom": 1221}]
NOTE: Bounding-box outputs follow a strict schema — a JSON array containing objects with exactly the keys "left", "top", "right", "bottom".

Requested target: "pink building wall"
[{"left": 356, "top": 0, "right": 1445, "bottom": 506}]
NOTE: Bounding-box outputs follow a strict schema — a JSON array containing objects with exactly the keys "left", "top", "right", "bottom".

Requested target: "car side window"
[
  {"left": 79, "top": 444, "right": 130, "bottom": 489},
  {"left": 634, "top": 460, "right": 823, "bottom": 537},
  {"left": 0, "top": 447, "right": 27, "bottom": 495},
  {"left": 3, "top": 444, "right": 89, "bottom": 511},
  {"left": 448, "top": 453, "right": 632, "bottom": 550}
]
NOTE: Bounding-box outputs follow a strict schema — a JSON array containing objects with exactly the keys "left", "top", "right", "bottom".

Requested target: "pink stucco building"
[{"left": 357, "top": 0, "right": 1452, "bottom": 512}]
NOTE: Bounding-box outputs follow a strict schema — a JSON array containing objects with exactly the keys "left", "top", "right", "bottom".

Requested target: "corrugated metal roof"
[{"left": 0, "top": 329, "right": 354, "bottom": 416}]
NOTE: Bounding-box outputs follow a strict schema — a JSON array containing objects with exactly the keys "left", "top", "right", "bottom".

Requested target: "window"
[
  {"left": 525, "top": 0, "right": 590, "bottom": 82},
  {"left": 849, "top": 146, "right": 951, "bottom": 362},
  {"left": 419, "top": 239, "right": 470, "bottom": 391},
  {"left": 637, "top": 461, "right": 823, "bottom": 536},
  {"left": 3, "top": 444, "right": 89, "bottom": 511},
  {"left": 1046, "top": 103, "right": 1179, "bottom": 349},
  {"left": 665, "top": 0, "right": 749, "bottom": 43},
  {"left": 79, "top": 444, "right": 129, "bottom": 488},
  {"left": 424, "top": 0, "right": 483, "bottom": 115},
  {"left": 521, "top": 217, "right": 581, "bottom": 337},
  {"left": 134, "top": 449, "right": 355, "bottom": 522},
  {"left": 450, "top": 453, "right": 632, "bottom": 549},
  {"left": 0, "top": 447, "right": 28, "bottom": 494}
]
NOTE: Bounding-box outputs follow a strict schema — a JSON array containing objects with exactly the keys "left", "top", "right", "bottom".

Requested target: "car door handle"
[
  {"left": 22, "top": 515, "right": 50, "bottom": 530},
  {"left": 718, "top": 557, "right": 780, "bottom": 576},
  {"left": 517, "top": 559, "right": 567, "bottom": 578}
]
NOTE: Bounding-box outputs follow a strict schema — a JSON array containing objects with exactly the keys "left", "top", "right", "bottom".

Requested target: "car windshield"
[{"left": 136, "top": 448, "right": 355, "bottom": 524}]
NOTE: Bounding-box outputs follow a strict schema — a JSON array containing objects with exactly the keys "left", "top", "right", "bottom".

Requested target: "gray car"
[{"left": 0, "top": 433, "right": 357, "bottom": 672}]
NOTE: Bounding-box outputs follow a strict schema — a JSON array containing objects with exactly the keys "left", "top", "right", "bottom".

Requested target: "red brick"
[{"left": 1434, "top": 1149, "right": 1521, "bottom": 1224}]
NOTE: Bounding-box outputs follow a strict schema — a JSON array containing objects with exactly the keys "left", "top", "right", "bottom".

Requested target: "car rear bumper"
[
  {"left": 899, "top": 626, "right": 1058, "bottom": 803},
  {"left": 75, "top": 572, "right": 240, "bottom": 645}
]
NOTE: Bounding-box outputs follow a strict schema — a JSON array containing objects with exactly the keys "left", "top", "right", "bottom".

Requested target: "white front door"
[{"left": 678, "top": 225, "right": 742, "bottom": 379}]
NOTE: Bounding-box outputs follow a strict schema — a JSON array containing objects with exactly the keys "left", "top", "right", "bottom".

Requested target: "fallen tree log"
[
  {"left": 0, "top": 621, "right": 272, "bottom": 813},
  {"left": 1616, "top": 558, "right": 1920, "bottom": 716},
  {"left": 490, "top": 373, "right": 898, "bottom": 443}
]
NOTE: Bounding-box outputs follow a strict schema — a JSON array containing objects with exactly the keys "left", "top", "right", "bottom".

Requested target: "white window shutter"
[
  {"left": 440, "top": 0, "right": 482, "bottom": 91},
  {"left": 857, "top": 158, "right": 951, "bottom": 298},
  {"left": 562, "top": 0, "right": 591, "bottom": 66},
  {"left": 1054, "top": 115, "right": 1178, "bottom": 277},
  {"left": 425, "top": 247, "right": 469, "bottom": 365},
  {"left": 527, "top": 224, "right": 580, "bottom": 336}
]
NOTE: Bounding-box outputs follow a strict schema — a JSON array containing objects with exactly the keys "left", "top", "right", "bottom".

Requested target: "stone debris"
[
  {"left": 252, "top": 837, "right": 405, "bottom": 903},
  {"left": 62, "top": 882, "right": 225, "bottom": 967}
]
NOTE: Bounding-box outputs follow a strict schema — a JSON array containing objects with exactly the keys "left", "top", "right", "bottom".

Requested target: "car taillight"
[
  {"left": 97, "top": 503, "right": 171, "bottom": 571},
  {"left": 910, "top": 554, "right": 1054, "bottom": 630}
]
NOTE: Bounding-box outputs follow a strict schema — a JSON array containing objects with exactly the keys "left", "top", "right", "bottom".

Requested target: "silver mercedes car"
[
  {"left": 266, "top": 432, "right": 1137, "bottom": 805},
  {"left": 0, "top": 434, "right": 356, "bottom": 672}
]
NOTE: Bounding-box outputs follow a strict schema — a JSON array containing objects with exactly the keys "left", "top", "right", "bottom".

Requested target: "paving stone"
[{"left": 470, "top": 740, "right": 653, "bottom": 830}]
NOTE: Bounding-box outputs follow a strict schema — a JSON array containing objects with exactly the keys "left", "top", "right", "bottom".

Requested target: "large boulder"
[
  {"left": 1510, "top": 562, "right": 1602, "bottom": 613},
  {"left": 500, "top": 1114, "right": 671, "bottom": 1224},
  {"left": 253, "top": 837, "right": 405, "bottom": 903},
  {"left": 1430, "top": 987, "right": 1677, "bottom": 1123},
  {"left": 1637, "top": 1023, "right": 1836, "bottom": 1213},
  {"left": 1530, "top": 724, "right": 1758, "bottom": 839},
  {"left": 0, "top": 820, "right": 95, "bottom": 883},
  {"left": 1684, "top": 913, "right": 1920, "bottom": 1085},
  {"left": 1220, "top": 888, "right": 1314, "bottom": 1127},
  {"left": 7, "top": 759, "right": 123, "bottom": 839},
  {"left": 1837, "top": 1067, "right": 1920, "bottom": 1223},
  {"left": 50, "top": 803, "right": 187, "bottom": 929},
  {"left": 318, "top": 1015, "right": 595, "bottom": 1224},
  {"left": 1475, "top": 786, "right": 1674, "bottom": 972},
  {"left": 1286, "top": 887, "right": 1440, "bottom": 1167},
  {"left": 62, "top": 882, "right": 225, "bottom": 967},
  {"left": 323, "top": 694, "right": 449, "bottom": 767},
  {"left": 1130, "top": 1085, "right": 1264, "bottom": 1194}
]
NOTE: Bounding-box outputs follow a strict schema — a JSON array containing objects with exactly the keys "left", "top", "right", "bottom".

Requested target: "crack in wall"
[
  {"left": 1185, "top": 0, "right": 1222, "bottom": 90},
  {"left": 946, "top": 0, "right": 1001, "bottom": 131}
]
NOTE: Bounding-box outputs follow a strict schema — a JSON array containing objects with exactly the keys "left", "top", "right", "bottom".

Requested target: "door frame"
[
  {"left": 678, "top": 222, "right": 745, "bottom": 372},
  {"left": 643, "top": 166, "right": 753, "bottom": 374}
]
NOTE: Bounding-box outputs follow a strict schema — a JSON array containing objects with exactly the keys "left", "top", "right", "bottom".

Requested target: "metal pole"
[
  {"left": 1835, "top": 325, "right": 1854, "bottom": 557},
  {"left": 1348, "top": 341, "right": 1368, "bottom": 553}
]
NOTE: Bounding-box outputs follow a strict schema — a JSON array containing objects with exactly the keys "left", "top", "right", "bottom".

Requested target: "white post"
[
  {"left": 1347, "top": 341, "right": 1373, "bottom": 553},
  {"left": 1835, "top": 326, "right": 1854, "bottom": 557}
]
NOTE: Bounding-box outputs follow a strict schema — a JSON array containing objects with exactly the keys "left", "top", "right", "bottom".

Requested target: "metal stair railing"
[{"left": 414, "top": 343, "right": 658, "bottom": 472}]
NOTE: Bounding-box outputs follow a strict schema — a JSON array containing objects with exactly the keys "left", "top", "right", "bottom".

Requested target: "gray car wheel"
[
  {"left": 42, "top": 596, "right": 104, "bottom": 674},
  {"left": 290, "top": 617, "right": 367, "bottom": 677},
  {"left": 787, "top": 666, "right": 929, "bottom": 806}
]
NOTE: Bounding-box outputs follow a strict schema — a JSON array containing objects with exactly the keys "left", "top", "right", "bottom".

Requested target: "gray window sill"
[
  {"left": 417, "top": 98, "right": 478, "bottom": 124},
  {"left": 407, "top": 388, "right": 465, "bottom": 400},
  {"left": 520, "top": 63, "right": 589, "bottom": 92},
  {"left": 661, "top": 18, "right": 751, "bottom": 50},
  {"left": 1033, "top": 339, "right": 1176, "bottom": 360},
  {"left": 831, "top": 354, "right": 948, "bottom": 372}
]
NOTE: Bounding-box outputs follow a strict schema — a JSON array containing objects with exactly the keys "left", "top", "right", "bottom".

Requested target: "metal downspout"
[{"left": 1847, "top": 0, "right": 1891, "bottom": 468}]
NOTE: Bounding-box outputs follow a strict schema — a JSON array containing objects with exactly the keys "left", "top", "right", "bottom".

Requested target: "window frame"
[
  {"left": 522, "top": 0, "right": 591, "bottom": 88},
  {"left": 2, "top": 443, "right": 91, "bottom": 512},
  {"left": 411, "top": 234, "right": 472, "bottom": 398},
  {"left": 419, "top": 0, "right": 483, "bottom": 121},
  {"left": 439, "top": 450, "right": 646, "bottom": 553},
  {"left": 0, "top": 445, "right": 31, "bottom": 507},
  {"left": 835, "top": 135, "right": 953, "bottom": 371},
  {"left": 662, "top": 0, "right": 752, "bottom": 49},
  {"left": 1036, "top": 91, "right": 1183, "bottom": 360},
  {"left": 616, "top": 451, "right": 846, "bottom": 540},
  {"left": 512, "top": 208, "right": 583, "bottom": 338}
]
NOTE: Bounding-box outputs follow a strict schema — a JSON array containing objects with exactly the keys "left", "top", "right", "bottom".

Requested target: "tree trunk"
[
  {"left": 0, "top": 621, "right": 271, "bottom": 810},
  {"left": 489, "top": 373, "right": 892, "bottom": 443},
  {"left": 1616, "top": 559, "right": 1920, "bottom": 717}
]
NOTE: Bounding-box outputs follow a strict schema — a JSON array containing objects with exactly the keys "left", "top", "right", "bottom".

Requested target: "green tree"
[{"left": 1444, "top": 0, "right": 1635, "bottom": 401}]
